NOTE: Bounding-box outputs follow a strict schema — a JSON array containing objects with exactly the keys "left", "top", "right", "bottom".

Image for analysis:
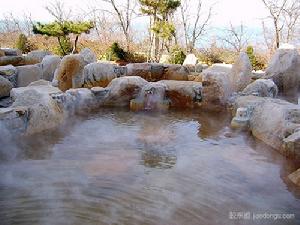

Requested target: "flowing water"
[{"left": 0, "top": 108, "right": 299, "bottom": 225}]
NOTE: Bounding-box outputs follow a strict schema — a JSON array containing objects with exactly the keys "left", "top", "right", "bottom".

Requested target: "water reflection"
[{"left": 0, "top": 108, "right": 300, "bottom": 225}]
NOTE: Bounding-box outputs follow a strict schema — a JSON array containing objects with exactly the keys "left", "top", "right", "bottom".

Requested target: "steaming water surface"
[{"left": 0, "top": 108, "right": 300, "bottom": 225}]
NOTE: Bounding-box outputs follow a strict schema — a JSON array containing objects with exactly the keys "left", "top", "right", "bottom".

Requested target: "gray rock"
[
  {"left": 0, "top": 76, "right": 13, "bottom": 98},
  {"left": 230, "top": 52, "right": 252, "bottom": 91},
  {"left": 263, "top": 46, "right": 300, "bottom": 94},
  {"left": 0, "top": 56, "right": 39, "bottom": 66},
  {"left": 27, "top": 50, "right": 52, "bottom": 62},
  {"left": 104, "top": 76, "right": 148, "bottom": 106},
  {"left": 0, "top": 48, "right": 22, "bottom": 56},
  {"left": 79, "top": 48, "right": 97, "bottom": 64},
  {"left": 0, "top": 65, "right": 17, "bottom": 87},
  {"left": 242, "top": 79, "right": 278, "bottom": 97},
  {"left": 83, "top": 62, "right": 125, "bottom": 88},
  {"left": 41, "top": 55, "right": 61, "bottom": 81},
  {"left": 201, "top": 64, "right": 233, "bottom": 111},
  {"left": 16, "top": 64, "right": 42, "bottom": 87},
  {"left": 234, "top": 95, "right": 300, "bottom": 159},
  {"left": 2, "top": 80, "right": 63, "bottom": 135}
]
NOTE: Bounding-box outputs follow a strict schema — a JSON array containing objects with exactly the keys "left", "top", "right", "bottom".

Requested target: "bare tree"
[
  {"left": 220, "top": 23, "right": 249, "bottom": 53},
  {"left": 282, "top": 0, "right": 300, "bottom": 42},
  {"left": 180, "top": 0, "right": 214, "bottom": 52},
  {"left": 45, "top": 0, "right": 72, "bottom": 23},
  {"left": 261, "top": 0, "right": 288, "bottom": 48},
  {"left": 99, "top": 0, "right": 137, "bottom": 51}
]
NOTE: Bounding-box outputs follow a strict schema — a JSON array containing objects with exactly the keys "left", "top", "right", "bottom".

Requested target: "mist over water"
[{"left": 0, "top": 108, "right": 299, "bottom": 225}]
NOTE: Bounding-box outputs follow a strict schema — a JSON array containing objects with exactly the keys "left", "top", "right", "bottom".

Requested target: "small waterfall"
[{"left": 130, "top": 83, "right": 169, "bottom": 111}]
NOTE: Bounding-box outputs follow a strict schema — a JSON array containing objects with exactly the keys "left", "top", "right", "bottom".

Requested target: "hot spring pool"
[{"left": 0, "top": 108, "right": 299, "bottom": 225}]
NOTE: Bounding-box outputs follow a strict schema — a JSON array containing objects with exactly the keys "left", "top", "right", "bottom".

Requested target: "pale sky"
[{"left": 0, "top": 0, "right": 269, "bottom": 28}]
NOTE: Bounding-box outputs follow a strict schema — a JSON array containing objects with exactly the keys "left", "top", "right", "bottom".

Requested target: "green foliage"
[
  {"left": 33, "top": 20, "right": 94, "bottom": 55},
  {"left": 15, "top": 33, "right": 36, "bottom": 53},
  {"left": 139, "top": 0, "right": 181, "bottom": 17},
  {"left": 152, "top": 21, "right": 175, "bottom": 40},
  {"left": 55, "top": 36, "right": 73, "bottom": 56},
  {"left": 108, "top": 42, "right": 127, "bottom": 61},
  {"left": 32, "top": 21, "right": 94, "bottom": 37},
  {"left": 246, "top": 46, "right": 267, "bottom": 71},
  {"left": 168, "top": 45, "right": 186, "bottom": 64}
]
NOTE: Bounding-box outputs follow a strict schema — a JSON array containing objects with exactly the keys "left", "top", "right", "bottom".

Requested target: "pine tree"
[
  {"left": 33, "top": 21, "right": 94, "bottom": 55},
  {"left": 138, "top": 0, "right": 181, "bottom": 61}
]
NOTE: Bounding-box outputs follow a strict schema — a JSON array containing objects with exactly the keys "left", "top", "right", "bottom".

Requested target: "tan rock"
[
  {"left": 104, "top": 76, "right": 148, "bottom": 106},
  {"left": 56, "top": 54, "right": 86, "bottom": 91},
  {"left": 83, "top": 62, "right": 126, "bottom": 88},
  {"left": 163, "top": 64, "right": 189, "bottom": 81},
  {"left": 288, "top": 168, "right": 300, "bottom": 186},
  {"left": 201, "top": 65, "right": 233, "bottom": 111},
  {"left": 126, "top": 63, "right": 164, "bottom": 81},
  {"left": 159, "top": 80, "right": 202, "bottom": 108},
  {"left": 0, "top": 56, "right": 39, "bottom": 66}
]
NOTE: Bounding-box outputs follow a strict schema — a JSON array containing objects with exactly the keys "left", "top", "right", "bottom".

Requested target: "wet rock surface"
[
  {"left": 241, "top": 79, "right": 278, "bottom": 97},
  {"left": 233, "top": 95, "right": 300, "bottom": 159}
]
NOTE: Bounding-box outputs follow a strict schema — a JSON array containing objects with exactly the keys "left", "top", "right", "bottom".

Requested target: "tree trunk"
[
  {"left": 57, "top": 36, "right": 67, "bottom": 55},
  {"left": 72, "top": 35, "right": 79, "bottom": 54}
]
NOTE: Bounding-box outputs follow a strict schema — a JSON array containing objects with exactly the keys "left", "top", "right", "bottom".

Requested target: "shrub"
[
  {"left": 16, "top": 33, "right": 36, "bottom": 53},
  {"left": 168, "top": 46, "right": 186, "bottom": 64},
  {"left": 246, "top": 46, "right": 267, "bottom": 71},
  {"left": 108, "top": 42, "right": 127, "bottom": 61}
]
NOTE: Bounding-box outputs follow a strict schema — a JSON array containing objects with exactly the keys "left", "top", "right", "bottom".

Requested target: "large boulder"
[
  {"left": 183, "top": 54, "right": 198, "bottom": 66},
  {"left": 16, "top": 64, "right": 42, "bottom": 87},
  {"left": 0, "top": 48, "right": 22, "bottom": 56},
  {"left": 126, "top": 63, "right": 164, "bottom": 81},
  {"left": 130, "top": 82, "right": 169, "bottom": 111},
  {"left": 241, "top": 79, "right": 278, "bottom": 97},
  {"left": 1, "top": 80, "right": 63, "bottom": 135},
  {"left": 288, "top": 168, "right": 300, "bottom": 186},
  {"left": 103, "top": 76, "right": 148, "bottom": 106},
  {"left": 0, "top": 76, "right": 13, "bottom": 98},
  {"left": 263, "top": 45, "right": 300, "bottom": 94},
  {"left": 79, "top": 48, "right": 97, "bottom": 64},
  {"left": 230, "top": 52, "right": 252, "bottom": 91},
  {"left": 159, "top": 80, "right": 202, "bottom": 108},
  {"left": 201, "top": 64, "right": 233, "bottom": 111},
  {"left": 82, "top": 62, "right": 126, "bottom": 88},
  {"left": 55, "top": 54, "right": 86, "bottom": 91},
  {"left": 233, "top": 95, "right": 300, "bottom": 159},
  {"left": 27, "top": 50, "right": 52, "bottom": 62},
  {"left": 163, "top": 64, "right": 189, "bottom": 81},
  {"left": 0, "top": 55, "right": 39, "bottom": 66},
  {"left": 159, "top": 54, "right": 170, "bottom": 64},
  {"left": 0, "top": 65, "right": 17, "bottom": 87},
  {"left": 41, "top": 55, "right": 61, "bottom": 81}
]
